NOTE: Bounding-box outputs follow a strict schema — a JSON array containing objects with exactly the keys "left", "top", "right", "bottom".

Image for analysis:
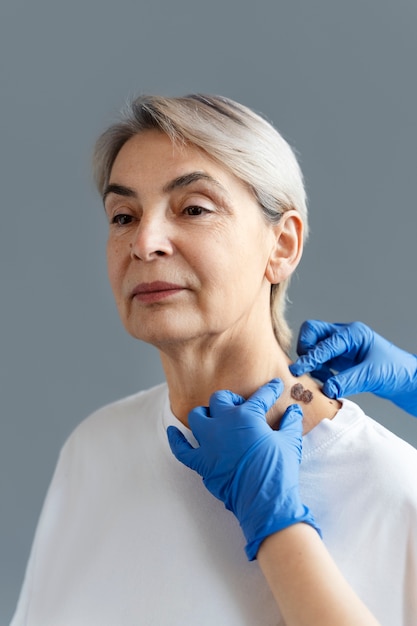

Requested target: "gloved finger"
[
  {"left": 167, "top": 426, "right": 201, "bottom": 472},
  {"left": 291, "top": 329, "right": 353, "bottom": 376},
  {"left": 289, "top": 359, "right": 334, "bottom": 380},
  {"left": 188, "top": 405, "right": 211, "bottom": 444},
  {"left": 322, "top": 364, "right": 373, "bottom": 399},
  {"left": 296, "top": 320, "right": 339, "bottom": 355},
  {"left": 208, "top": 389, "right": 246, "bottom": 416},
  {"left": 245, "top": 378, "right": 284, "bottom": 418},
  {"left": 308, "top": 364, "right": 335, "bottom": 383},
  {"left": 279, "top": 403, "right": 303, "bottom": 448}
]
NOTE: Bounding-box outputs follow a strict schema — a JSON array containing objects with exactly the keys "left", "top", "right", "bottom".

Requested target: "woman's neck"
[{"left": 158, "top": 326, "right": 341, "bottom": 434}]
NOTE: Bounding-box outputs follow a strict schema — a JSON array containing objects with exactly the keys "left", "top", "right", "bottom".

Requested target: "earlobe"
[{"left": 265, "top": 211, "right": 304, "bottom": 284}]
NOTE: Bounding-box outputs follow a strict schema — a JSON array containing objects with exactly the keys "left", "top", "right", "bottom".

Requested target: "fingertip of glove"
[
  {"left": 288, "top": 356, "right": 308, "bottom": 376},
  {"left": 293, "top": 403, "right": 303, "bottom": 416},
  {"left": 210, "top": 388, "right": 245, "bottom": 410},
  {"left": 287, "top": 402, "right": 303, "bottom": 416},
  {"left": 267, "top": 377, "right": 284, "bottom": 396},
  {"left": 290, "top": 357, "right": 315, "bottom": 377},
  {"left": 288, "top": 362, "right": 302, "bottom": 376},
  {"left": 322, "top": 379, "right": 339, "bottom": 398},
  {"left": 166, "top": 425, "right": 183, "bottom": 450},
  {"left": 280, "top": 403, "right": 304, "bottom": 432}
]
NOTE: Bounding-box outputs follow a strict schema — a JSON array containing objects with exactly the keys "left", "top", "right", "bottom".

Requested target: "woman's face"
[{"left": 104, "top": 130, "right": 277, "bottom": 349}]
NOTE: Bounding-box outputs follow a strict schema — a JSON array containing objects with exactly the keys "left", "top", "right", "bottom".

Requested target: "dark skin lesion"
[{"left": 291, "top": 383, "right": 313, "bottom": 404}]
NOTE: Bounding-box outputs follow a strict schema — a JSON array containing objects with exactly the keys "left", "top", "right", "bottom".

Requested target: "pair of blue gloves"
[{"left": 168, "top": 321, "right": 417, "bottom": 560}]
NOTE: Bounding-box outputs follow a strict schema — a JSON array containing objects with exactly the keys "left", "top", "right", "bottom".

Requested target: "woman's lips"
[{"left": 131, "top": 281, "right": 186, "bottom": 303}]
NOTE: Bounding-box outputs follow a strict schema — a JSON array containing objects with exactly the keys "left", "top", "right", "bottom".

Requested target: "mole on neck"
[{"left": 291, "top": 383, "right": 313, "bottom": 404}]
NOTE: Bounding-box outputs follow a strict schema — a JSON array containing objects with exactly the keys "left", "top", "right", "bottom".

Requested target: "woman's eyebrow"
[
  {"left": 102, "top": 183, "right": 137, "bottom": 203},
  {"left": 103, "top": 172, "right": 231, "bottom": 203},
  {"left": 163, "top": 171, "right": 231, "bottom": 199}
]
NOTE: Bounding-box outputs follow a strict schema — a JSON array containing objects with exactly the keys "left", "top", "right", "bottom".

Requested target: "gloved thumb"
[
  {"left": 279, "top": 404, "right": 303, "bottom": 450},
  {"left": 322, "top": 364, "right": 371, "bottom": 399},
  {"left": 167, "top": 426, "right": 198, "bottom": 470},
  {"left": 245, "top": 378, "right": 285, "bottom": 417}
]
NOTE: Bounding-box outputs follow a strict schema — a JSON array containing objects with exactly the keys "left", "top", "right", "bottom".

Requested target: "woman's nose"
[{"left": 130, "top": 213, "right": 174, "bottom": 261}]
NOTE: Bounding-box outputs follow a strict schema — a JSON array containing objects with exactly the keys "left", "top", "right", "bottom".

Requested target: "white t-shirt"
[{"left": 11, "top": 383, "right": 417, "bottom": 626}]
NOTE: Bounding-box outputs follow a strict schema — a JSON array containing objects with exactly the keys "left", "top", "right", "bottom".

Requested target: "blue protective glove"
[
  {"left": 289, "top": 320, "right": 417, "bottom": 417},
  {"left": 167, "top": 379, "right": 321, "bottom": 561}
]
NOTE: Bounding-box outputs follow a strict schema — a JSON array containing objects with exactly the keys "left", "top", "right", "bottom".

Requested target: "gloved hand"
[
  {"left": 289, "top": 320, "right": 417, "bottom": 417},
  {"left": 167, "top": 378, "right": 321, "bottom": 561}
]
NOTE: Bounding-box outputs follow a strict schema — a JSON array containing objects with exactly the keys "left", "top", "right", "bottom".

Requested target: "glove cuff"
[{"left": 244, "top": 505, "right": 322, "bottom": 561}]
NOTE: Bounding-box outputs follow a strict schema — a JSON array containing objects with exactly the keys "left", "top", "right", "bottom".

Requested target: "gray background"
[{"left": 1, "top": 0, "right": 416, "bottom": 622}]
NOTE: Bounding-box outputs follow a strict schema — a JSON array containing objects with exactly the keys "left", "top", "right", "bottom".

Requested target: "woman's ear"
[{"left": 265, "top": 210, "right": 304, "bottom": 284}]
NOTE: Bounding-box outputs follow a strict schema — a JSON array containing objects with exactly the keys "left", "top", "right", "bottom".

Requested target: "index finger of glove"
[
  {"left": 296, "top": 320, "right": 339, "bottom": 355},
  {"left": 279, "top": 403, "right": 304, "bottom": 449},
  {"left": 245, "top": 378, "right": 284, "bottom": 418},
  {"left": 291, "top": 329, "right": 353, "bottom": 376},
  {"left": 208, "top": 389, "right": 246, "bottom": 417}
]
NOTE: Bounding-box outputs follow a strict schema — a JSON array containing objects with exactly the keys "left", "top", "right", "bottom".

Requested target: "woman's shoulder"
[
  {"left": 303, "top": 398, "right": 417, "bottom": 506},
  {"left": 305, "top": 398, "right": 417, "bottom": 460},
  {"left": 86, "top": 381, "right": 168, "bottom": 420},
  {"left": 60, "top": 381, "right": 169, "bottom": 455}
]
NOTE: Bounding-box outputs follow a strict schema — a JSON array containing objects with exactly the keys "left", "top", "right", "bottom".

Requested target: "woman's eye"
[
  {"left": 183, "top": 205, "right": 208, "bottom": 216},
  {"left": 111, "top": 214, "right": 133, "bottom": 226}
]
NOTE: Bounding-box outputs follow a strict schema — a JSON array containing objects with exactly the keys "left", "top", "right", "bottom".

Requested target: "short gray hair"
[{"left": 93, "top": 94, "right": 308, "bottom": 353}]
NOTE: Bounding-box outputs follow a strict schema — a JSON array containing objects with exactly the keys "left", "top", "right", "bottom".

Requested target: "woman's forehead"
[{"left": 109, "top": 130, "right": 244, "bottom": 197}]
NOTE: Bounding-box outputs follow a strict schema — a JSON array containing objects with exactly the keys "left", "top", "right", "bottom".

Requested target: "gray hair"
[{"left": 93, "top": 94, "right": 308, "bottom": 353}]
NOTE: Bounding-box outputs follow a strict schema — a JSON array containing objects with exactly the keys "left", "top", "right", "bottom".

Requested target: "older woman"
[{"left": 12, "top": 95, "right": 417, "bottom": 625}]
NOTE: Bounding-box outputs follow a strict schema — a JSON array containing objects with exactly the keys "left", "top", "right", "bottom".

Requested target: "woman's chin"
[{"left": 126, "top": 322, "right": 202, "bottom": 349}]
